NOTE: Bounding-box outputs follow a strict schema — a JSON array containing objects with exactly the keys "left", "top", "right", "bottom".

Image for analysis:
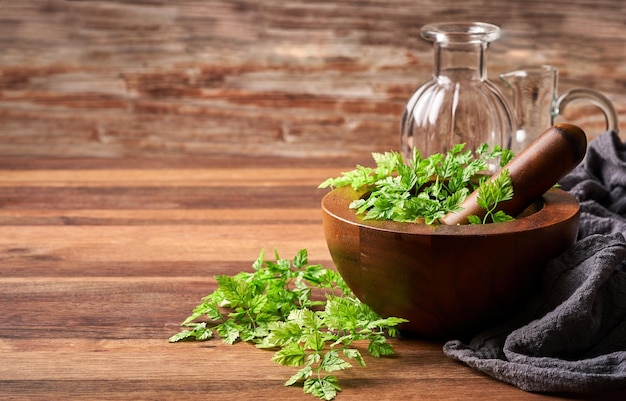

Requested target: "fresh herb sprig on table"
[
  {"left": 319, "top": 143, "right": 515, "bottom": 224},
  {"left": 170, "top": 249, "right": 407, "bottom": 401}
]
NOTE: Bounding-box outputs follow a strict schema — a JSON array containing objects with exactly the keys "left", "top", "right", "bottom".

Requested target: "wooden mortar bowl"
[{"left": 321, "top": 186, "right": 580, "bottom": 339}]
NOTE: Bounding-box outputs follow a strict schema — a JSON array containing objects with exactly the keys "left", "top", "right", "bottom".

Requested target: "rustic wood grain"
[
  {"left": 1, "top": 156, "right": 625, "bottom": 400},
  {"left": 0, "top": 0, "right": 624, "bottom": 159}
]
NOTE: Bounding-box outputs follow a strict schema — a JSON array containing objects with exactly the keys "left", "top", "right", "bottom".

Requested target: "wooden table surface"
[{"left": 1, "top": 155, "right": 624, "bottom": 401}]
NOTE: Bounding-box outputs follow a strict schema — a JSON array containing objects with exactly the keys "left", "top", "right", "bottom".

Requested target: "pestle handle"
[{"left": 441, "top": 123, "right": 587, "bottom": 225}]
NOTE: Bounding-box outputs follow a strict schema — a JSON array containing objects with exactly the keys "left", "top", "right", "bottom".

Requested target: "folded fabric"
[
  {"left": 443, "top": 131, "right": 626, "bottom": 393},
  {"left": 560, "top": 130, "right": 626, "bottom": 238}
]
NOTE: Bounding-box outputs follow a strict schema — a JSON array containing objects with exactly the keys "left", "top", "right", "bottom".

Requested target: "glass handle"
[{"left": 555, "top": 88, "right": 619, "bottom": 133}]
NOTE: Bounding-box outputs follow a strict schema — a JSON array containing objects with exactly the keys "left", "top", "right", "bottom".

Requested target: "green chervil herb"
[
  {"left": 467, "top": 168, "right": 515, "bottom": 224},
  {"left": 170, "top": 249, "right": 407, "bottom": 401},
  {"left": 319, "top": 144, "right": 515, "bottom": 225}
]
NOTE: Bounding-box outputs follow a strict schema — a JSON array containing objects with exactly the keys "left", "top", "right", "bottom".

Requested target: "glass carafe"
[
  {"left": 500, "top": 65, "right": 619, "bottom": 154},
  {"left": 401, "top": 22, "right": 514, "bottom": 169}
]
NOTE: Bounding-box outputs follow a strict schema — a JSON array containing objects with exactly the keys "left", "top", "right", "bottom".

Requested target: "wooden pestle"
[{"left": 440, "top": 123, "right": 587, "bottom": 225}]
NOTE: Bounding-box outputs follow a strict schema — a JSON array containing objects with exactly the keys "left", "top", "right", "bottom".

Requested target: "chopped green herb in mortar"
[{"left": 319, "top": 144, "right": 515, "bottom": 224}]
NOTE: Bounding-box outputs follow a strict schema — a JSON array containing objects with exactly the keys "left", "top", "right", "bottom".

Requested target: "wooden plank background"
[{"left": 0, "top": 0, "right": 624, "bottom": 160}]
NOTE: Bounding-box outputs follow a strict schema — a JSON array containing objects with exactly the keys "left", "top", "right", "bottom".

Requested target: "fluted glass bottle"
[{"left": 401, "top": 22, "right": 514, "bottom": 170}]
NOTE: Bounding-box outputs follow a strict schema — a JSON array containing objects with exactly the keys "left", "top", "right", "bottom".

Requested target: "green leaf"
[
  {"left": 263, "top": 321, "right": 303, "bottom": 347},
  {"left": 168, "top": 322, "right": 213, "bottom": 342},
  {"left": 467, "top": 214, "right": 482, "bottom": 225},
  {"left": 476, "top": 168, "right": 514, "bottom": 223},
  {"left": 306, "top": 352, "right": 321, "bottom": 366},
  {"left": 181, "top": 300, "right": 218, "bottom": 325},
  {"left": 216, "top": 320, "right": 242, "bottom": 345},
  {"left": 366, "top": 316, "right": 410, "bottom": 330},
  {"left": 492, "top": 210, "right": 515, "bottom": 223},
  {"left": 318, "top": 165, "right": 375, "bottom": 190},
  {"left": 168, "top": 330, "right": 196, "bottom": 343},
  {"left": 302, "top": 309, "right": 323, "bottom": 330},
  {"left": 500, "top": 147, "right": 515, "bottom": 166},
  {"left": 204, "top": 302, "right": 223, "bottom": 321},
  {"left": 442, "top": 187, "right": 468, "bottom": 214},
  {"left": 292, "top": 249, "right": 308, "bottom": 269},
  {"left": 215, "top": 275, "right": 252, "bottom": 309},
  {"left": 368, "top": 335, "right": 395, "bottom": 358},
  {"left": 272, "top": 342, "right": 306, "bottom": 367},
  {"left": 343, "top": 348, "right": 366, "bottom": 367},
  {"left": 304, "top": 331, "right": 326, "bottom": 352},
  {"left": 322, "top": 296, "right": 358, "bottom": 332},
  {"left": 320, "top": 350, "right": 352, "bottom": 373},
  {"left": 248, "top": 293, "right": 269, "bottom": 315},
  {"left": 372, "top": 151, "right": 402, "bottom": 177},
  {"left": 252, "top": 248, "right": 265, "bottom": 271},
  {"left": 303, "top": 376, "right": 342, "bottom": 401},
  {"left": 302, "top": 263, "right": 326, "bottom": 285},
  {"left": 265, "top": 258, "right": 290, "bottom": 277},
  {"left": 287, "top": 308, "right": 323, "bottom": 331},
  {"left": 285, "top": 365, "right": 313, "bottom": 386}
]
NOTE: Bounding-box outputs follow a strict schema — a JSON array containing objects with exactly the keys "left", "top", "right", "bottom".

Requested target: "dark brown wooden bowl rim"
[{"left": 322, "top": 186, "right": 580, "bottom": 237}]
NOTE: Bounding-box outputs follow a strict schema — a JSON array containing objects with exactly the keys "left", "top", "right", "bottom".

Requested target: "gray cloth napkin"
[{"left": 443, "top": 131, "right": 626, "bottom": 393}]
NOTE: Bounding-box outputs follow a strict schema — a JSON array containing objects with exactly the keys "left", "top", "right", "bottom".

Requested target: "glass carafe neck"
[
  {"left": 421, "top": 22, "right": 500, "bottom": 82},
  {"left": 435, "top": 41, "right": 487, "bottom": 81}
]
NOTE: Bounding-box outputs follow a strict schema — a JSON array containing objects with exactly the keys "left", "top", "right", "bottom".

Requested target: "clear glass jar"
[{"left": 400, "top": 22, "right": 514, "bottom": 169}]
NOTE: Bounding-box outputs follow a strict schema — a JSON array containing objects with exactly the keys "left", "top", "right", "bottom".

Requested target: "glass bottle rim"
[{"left": 421, "top": 22, "right": 501, "bottom": 44}]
